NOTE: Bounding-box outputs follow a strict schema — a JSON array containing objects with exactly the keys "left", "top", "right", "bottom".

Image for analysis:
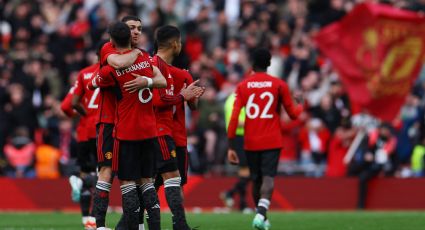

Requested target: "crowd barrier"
[{"left": 1, "top": 176, "right": 425, "bottom": 211}]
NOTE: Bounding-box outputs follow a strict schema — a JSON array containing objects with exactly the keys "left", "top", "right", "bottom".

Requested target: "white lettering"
[
  {"left": 115, "top": 61, "right": 151, "bottom": 77},
  {"left": 247, "top": 81, "right": 272, "bottom": 88}
]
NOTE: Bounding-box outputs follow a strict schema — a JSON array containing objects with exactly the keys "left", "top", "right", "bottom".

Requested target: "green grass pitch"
[{"left": 0, "top": 211, "right": 424, "bottom": 230}]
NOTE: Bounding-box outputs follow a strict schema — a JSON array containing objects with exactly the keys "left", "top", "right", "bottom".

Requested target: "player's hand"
[
  {"left": 124, "top": 73, "right": 148, "bottom": 93},
  {"left": 180, "top": 80, "right": 205, "bottom": 100},
  {"left": 189, "top": 80, "right": 206, "bottom": 98},
  {"left": 133, "top": 48, "right": 142, "bottom": 55},
  {"left": 293, "top": 90, "right": 304, "bottom": 105},
  {"left": 227, "top": 149, "right": 239, "bottom": 165}
]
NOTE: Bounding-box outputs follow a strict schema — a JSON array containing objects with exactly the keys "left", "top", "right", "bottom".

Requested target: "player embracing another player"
[{"left": 227, "top": 48, "right": 304, "bottom": 230}]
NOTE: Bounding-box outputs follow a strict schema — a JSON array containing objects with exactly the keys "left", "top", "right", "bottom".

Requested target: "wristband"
[{"left": 143, "top": 76, "right": 153, "bottom": 88}]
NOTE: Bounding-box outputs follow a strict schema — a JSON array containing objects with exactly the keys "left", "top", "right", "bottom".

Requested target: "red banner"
[{"left": 315, "top": 3, "right": 425, "bottom": 121}]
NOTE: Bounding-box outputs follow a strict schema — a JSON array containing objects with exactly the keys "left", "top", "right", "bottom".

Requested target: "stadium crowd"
[{"left": 1, "top": 0, "right": 425, "bottom": 179}]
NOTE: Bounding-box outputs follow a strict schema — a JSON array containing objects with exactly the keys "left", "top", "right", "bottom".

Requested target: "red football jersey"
[
  {"left": 73, "top": 64, "right": 100, "bottom": 139},
  {"left": 100, "top": 42, "right": 118, "bottom": 66},
  {"left": 88, "top": 65, "right": 116, "bottom": 125},
  {"left": 60, "top": 88, "right": 75, "bottom": 118},
  {"left": 228, "top": 72, "right": 303, "bottom": 151},
  {"left": 169, "top": 66, "right": 193, "bottom": 147},
  {"left": 152, "top": 55, "right": 184, "bottom": 137},
  {"left": 98, "top": 53, "right": 157, "bottom": 141},
  {"left": 60, "top": 87, "right": 87, "bottom": 142}
]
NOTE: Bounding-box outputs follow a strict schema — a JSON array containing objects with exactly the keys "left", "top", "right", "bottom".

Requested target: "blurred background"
[{"left": 1, "top": 0, "right": 425, "bottom": 211}]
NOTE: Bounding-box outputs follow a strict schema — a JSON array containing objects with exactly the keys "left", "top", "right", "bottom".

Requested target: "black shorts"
[
  {"left": 155, "top": 135, "right": 178, "bottom": 174},
  {"left": 77, "top": 139, "right": 97, "bottom": 173},
  {"left": 234, "top": 135, "right": 248, "bottom": 167},
  {"left": 114, "top": 138, "right": 157, "bottom": 181},
  {"left": 245, "top": 149, "right": 281, "bottom": 181},
  {"left": 96, "top": 123, "right": 114, "bottom": 168}
]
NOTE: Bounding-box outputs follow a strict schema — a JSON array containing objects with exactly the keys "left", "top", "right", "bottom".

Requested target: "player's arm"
[
  {"left": 60, "top": 93, "right": 75, "bottom": 117},
  {"left": 153, "top": 80, "right": 203, "bottom": 108},
  {"left": 280, "top": 82, "right": 303, "bottom": 120},
  {"left": 184, "top": 72, "right": 204, "bottom": 110},
  {"left": 227, "top": 88, "right": 243, "bottom": 164},
  {"left": 71, "top": 72, "right": 87, "bottom": 116},
  {"left": 123, "top": 64, "right": 167, "bottom": 93},
  {"left": 107, "top": 49, "right": 141, "bottom": 69},
  {"left": 88, "top": 66, "right": 116, "bottom": 90},
  {"left": 71, "top": 94, "right": 86, "bottom": 116},
  {"left": 186, "top": 81, "right": 205, "bottom": 110},
  {"left": 187, "top": 98, "right": 200, "bottom": 110}
]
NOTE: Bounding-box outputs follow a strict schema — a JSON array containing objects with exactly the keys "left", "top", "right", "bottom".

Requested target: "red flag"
[{"left": 315, "top": 3, "right": 425, "bottom": 121}]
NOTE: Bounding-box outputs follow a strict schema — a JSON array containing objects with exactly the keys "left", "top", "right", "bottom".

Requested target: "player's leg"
[
  {"left": 157, "top": 135, "right": 190, "bottom": 230},
  {"left": 77, "top": 139, "right": 98, "bottom": 229},
  {"left": 117, "top": 140, "right": 142, "bottom": 230},
  {"left": 246, "top": 150, "right": 265, "bottom": 229},
  {"left": 93, "top": 123, "right": 115, "bottom": 229},
  {"left": 221, "top": 136, "right": 249, "bottom": 210},
  {"left": 234, "top": 136, "right": 250, "bottom": 211},
  {"left": 236, "top": 167, "right": 250, "bottom": 211},
  {"left": 176, "top": 146, "right": 189, "bottom": 202},
  {"left": 140, "top": 138, "right": 162, "bottom": 230},
  {"left": 255, "top": 149, "right": 280, "bottom": 230}
]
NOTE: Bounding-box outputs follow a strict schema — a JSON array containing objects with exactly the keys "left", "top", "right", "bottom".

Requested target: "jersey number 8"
[{"left": 138, "top": 88, "right": 153, "bottom": 103}]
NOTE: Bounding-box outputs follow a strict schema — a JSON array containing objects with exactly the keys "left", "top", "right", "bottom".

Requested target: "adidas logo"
[
  {"left": 134, "top": 207, "right": 140, "bottom": 213},
  {"left": 151, "top": 204, "right": 160, "bottom": 209}
]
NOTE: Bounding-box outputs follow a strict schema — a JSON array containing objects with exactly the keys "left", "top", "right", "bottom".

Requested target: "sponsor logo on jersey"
[
  {"left": 247, "top": 81, "right": 272, "bottom": 88},
  {"left": 84, "top": 73, "right": 93, "bottom": 80},
  {"left": 166, "top": 85, "right": 174, "bottom": 95}
]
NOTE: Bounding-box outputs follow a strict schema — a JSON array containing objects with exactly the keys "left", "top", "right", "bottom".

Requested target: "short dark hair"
[
  {"left": 108, "top": 22, "right": 131, "bottom": 48},
  {"left": 155, "top": 25, "right": 181, "bottom": 49},
  {"left": 121, "top": 15, "right": 141, "bottom": 23},
  {"left": 251, "top": 48, "right": 271, "bottom": 70},
  {"left": 95, "top": 39, "right": 109, "bottom": 57}
]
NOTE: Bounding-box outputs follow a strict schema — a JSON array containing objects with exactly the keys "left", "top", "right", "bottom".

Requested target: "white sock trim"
[
  {"left": 258, "top": 198, "right": 270, "bottom": 210},
  {"left": 141, "top": 182, "right": 155, "bottom": 193},
  {"left": 96, "top": 181, "right": 112, "bottom": 192},
  {"left": 120, "top": 183, "right": 136, "bottom": 195},
  {"left": 164, "top": 177, "right": 181, "bottom": 188}
]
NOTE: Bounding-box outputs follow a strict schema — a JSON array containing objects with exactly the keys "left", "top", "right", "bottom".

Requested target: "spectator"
[
  {"left": 411, "top": 136, "right": 425, "bottom": 177},
  {"left": 35, "top": 133, "right": 61, "bottom": 179},
  {"left": 326, "top": 116, "right": 356, "bottom": 177},
  {"left": 356, "top": 123, "right": 397, "bottom": 209},
  {"left": 3, "top": 126, "right": 36, "bottom": 178},
  {"left": 298, "top": 118, "right": 331, "bottom": 177}
]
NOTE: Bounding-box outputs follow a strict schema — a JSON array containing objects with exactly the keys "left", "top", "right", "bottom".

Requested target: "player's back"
[
  {"left": 102, "top": 54, "right": 157, "bottom": 141},
  {"left": 74, "top": 64, "right": 100, "bottom": 139},
  {"left": 236, "top": 72, "right": 294, "bottom": 151}
]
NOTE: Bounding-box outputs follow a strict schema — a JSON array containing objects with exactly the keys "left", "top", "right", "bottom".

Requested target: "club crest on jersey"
[
  {"left": 105, "top": 152, "right": 112, "bottom": 160},
  {"left": 170, "top": 150, "right": 176, "bottom": 158}
]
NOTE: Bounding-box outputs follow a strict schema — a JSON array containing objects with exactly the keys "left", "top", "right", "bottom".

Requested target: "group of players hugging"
[{"left": 60, "top": 14, "right": 303, "bottom": 230}]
